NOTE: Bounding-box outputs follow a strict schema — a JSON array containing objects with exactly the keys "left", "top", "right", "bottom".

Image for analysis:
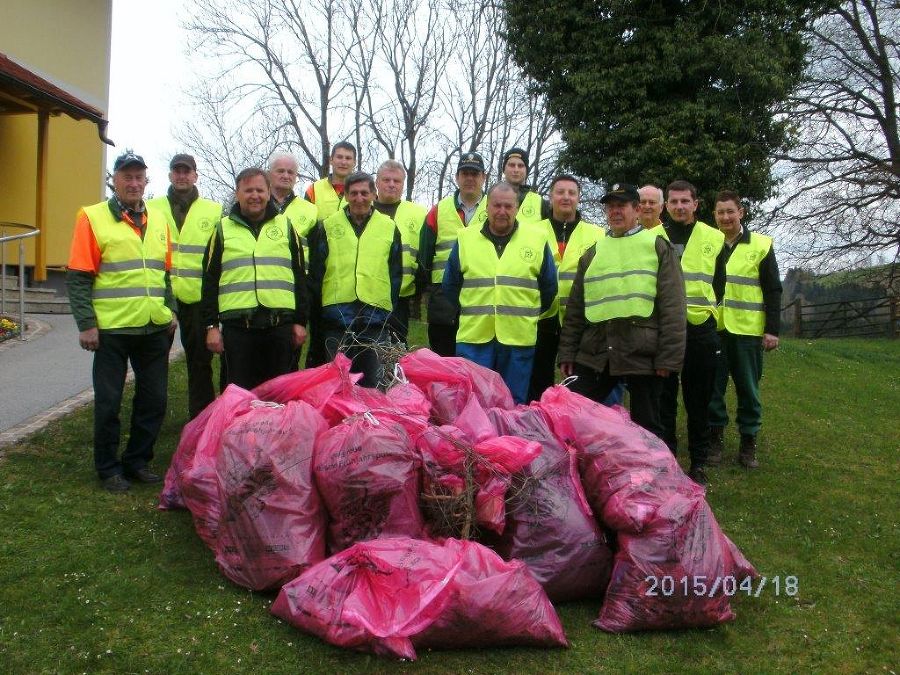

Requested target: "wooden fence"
[{"left": 782, "top": 295, "right": 898, "bottom": 339}]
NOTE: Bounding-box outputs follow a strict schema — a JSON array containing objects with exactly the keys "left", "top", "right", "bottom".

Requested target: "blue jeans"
[{"left": 455, "top": 340, "right": 535, "bottom": 404}]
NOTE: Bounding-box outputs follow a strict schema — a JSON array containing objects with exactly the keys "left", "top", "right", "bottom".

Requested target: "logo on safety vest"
[
  {"left": 158, "top": 231, "right": 166, "bottom": 243},
  {"left": 330, "top": 224, "right": 346, "bottom": 239},
  {"left": 519, "top": 246, "right": 535, "bottom": 262},
  {"left": 702, "top": 242, "right": 715, "bottom": 256},
  {"left": 746, "top": 251, "right": 759, "bottom": 263},
  {"left": 522, "top": 204, "right": 535, "bottom": 217},
  {"left": 265, "top": 224, "right": 282, "bottom": 241},
  {"left": 198, "top": 218, "right": 213, "bottom": 230}
]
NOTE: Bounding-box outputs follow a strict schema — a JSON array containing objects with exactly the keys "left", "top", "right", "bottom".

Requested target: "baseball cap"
[
  {"left": 600, "top": 182, "right": 640, "bottom": 203},
  {"left": 169, "top": 153, "right": 197, "bottom": 171},
  {"left": 457, "top": 151, "right": 486, "bottom": 173},
  {"left": 113, "top": 151, "right": 147, "bottom": 172}
]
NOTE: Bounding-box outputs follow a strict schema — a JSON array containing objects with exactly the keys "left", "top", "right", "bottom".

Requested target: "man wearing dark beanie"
[{"left": 501, "top": 147, "right": 550, "bottom": 224}]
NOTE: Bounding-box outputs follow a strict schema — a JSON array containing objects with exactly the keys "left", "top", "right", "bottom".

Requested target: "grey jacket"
[{"left": 558, "top": 234, "right": 686, "bottom": 376}]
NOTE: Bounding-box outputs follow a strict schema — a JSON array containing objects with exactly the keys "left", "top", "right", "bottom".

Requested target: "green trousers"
[{"left": 708, "top": 332, "right": 763, "bottom": 436}]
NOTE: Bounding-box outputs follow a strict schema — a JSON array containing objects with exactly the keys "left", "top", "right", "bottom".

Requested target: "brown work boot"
[
  {"left": 738, "top": 434, "right": 759, "bottom": 469},
  {"left": 707, "top": 426, "right": 724, "bottom": 466}
]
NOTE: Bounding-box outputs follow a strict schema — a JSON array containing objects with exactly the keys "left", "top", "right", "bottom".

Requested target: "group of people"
[{"left": 67, "top": 145, "right": 781, "bottom": 492}]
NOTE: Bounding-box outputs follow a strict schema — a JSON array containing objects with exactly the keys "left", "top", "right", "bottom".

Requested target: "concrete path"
[{"left": 0, "top": 314, "right": 182, "bottom": 448}]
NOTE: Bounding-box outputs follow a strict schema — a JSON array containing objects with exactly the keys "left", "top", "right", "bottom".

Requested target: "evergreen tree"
[{"left": 503, "top": 0, "right": 824, "bottom": 220}]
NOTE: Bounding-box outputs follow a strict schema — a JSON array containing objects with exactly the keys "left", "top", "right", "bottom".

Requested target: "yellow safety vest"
[
  {"left": 539, "top": 218, "right": 605, "bottom": 324},
  {"left": 678, "top": 221, "right": 724, "bottom": 325},
  {"left": 392, "top": 200, "right": 427, "bottom": 298},
  {"left": 432, "top": 194, "right": 488, "bottom": 284},
  {"left": 647, "top": 223, "right": 669, "bottom": 241},
  {"left": 456, "top": 224, "right": 548, "bottom": 346},
  {"left": 516, "top": 191, "right": 544, "bottom": 224},
  {"left": 718, "top": 232, "right": 772, "bottom": 336},
  {"left": 283, "top": 197, "right": 319, "bottom": 263},
  {"left": 218, "top": 214, "right": 295, "bottom": 312},
  {"left": 321, "top": 209, "right": 396, "bottom": 312},
  {"left": 84, "top": 202, "right": 173, "bottom": 330},
  {"left": 583, "top": 228, "right": 659, "bottom": 323},
  {"left": 146, "top": 196, "right": 221, "bottom": 304},
  {"left": 311, "top": 178, "right": 345, "bottom": 220}
]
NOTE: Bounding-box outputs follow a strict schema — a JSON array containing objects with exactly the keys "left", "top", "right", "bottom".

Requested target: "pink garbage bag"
[
  {"left": 596, "top": 494, "right": 758, "bottom": 632},
  {"left": 214, "top": 400, "right": 328, "bottom": 590},
  {"left": 538, "top": 385, "right": 701, "bottom": 533},
  {"left": 177, "top": 385, "right": 258, "bottom": 548},
  {"left": 313, "top": 414, "right": 426, "bottom": 552},
  {"left": 160, "top": 384, "right": 256, "bottom": 511},
  {"left": 487, "top": 406, "right": 614, "bottom": 602},
  {"left": 399, "top": 348, "right": 514, "bottom": 424},
  {"left": 251, "top": 353, "right": 360, "bottom": 409},
  {"left": 271, "top": 537, "right": 567, "bottom": 660}
]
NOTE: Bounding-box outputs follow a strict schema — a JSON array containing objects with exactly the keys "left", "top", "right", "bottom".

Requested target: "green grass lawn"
[{"left": 1, "top": 326, "right": 897, "bottom": 674}]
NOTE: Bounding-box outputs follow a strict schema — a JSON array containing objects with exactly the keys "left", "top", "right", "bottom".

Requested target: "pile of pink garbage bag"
[{"left": 159, "top": 349, "right": 756, "bottom": 660}]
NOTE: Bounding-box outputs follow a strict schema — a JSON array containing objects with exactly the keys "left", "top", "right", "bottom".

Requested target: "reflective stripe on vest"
[
  {"left": 84, "top": 202, "right": 173, "bottom": 330},
  {"left": 539, "top": 218, "right": 604, "bottom": 324},
  {"left": 679, "top": 222, "right": 724, "bottom": 325},
  {"left": 516, "top": 191, "right": 543, "bottom": 224},
  {"left": 218, "top": 214, "right": 295, "bottom": 312},
  {"left": 312, "top": 178, "right": 344, "bottom": 220},
  {"left": 321, "top": 209, "right": 396, "bottom": 312},
  {"left": 718, "top": 232, "right": 772, "bottom": 336},
  {"left": 393, "top": 200, "right": 427, "bottom": 297},
  {"left": 284, "top": 197, "right": 319, "bottom": 264},
  {"left": 147, "top": 196, "right": 221, "bottom": 304},
  {"left": 456, "top": 224, "right": 547, "bottom": 346},
  {"left": 583, "top": 228, "right": 659, "bottom": 323},
  {"left": 432, "top": 194, "right": 488, "bottom": 284}
]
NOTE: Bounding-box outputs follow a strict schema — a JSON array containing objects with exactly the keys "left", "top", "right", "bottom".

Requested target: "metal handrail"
[{"left": 0, "top": 222, "right": 40, "bottom": 341}]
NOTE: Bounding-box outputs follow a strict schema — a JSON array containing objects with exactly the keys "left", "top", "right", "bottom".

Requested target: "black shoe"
[
  {"left": 688, "top": 465, "right": 709, "bottom": 486},
  {"left": 707, "top": 427, "right": 724, "bottom": 466},
  {"left": 738, "top": 434, "right": 759, "bottom": 469},
  {"left": 101, "top": 474, "right": 131, "bottom": 493},
  {"left": 125, "top": 467, "right": 162, "bottom": 484}
]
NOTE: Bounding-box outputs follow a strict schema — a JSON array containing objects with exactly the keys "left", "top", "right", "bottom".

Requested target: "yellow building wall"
[{"left": 0, "top": 0, "right": 112, "bottom": 272}]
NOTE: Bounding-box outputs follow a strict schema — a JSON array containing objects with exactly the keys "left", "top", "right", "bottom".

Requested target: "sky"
[{"left": 106, "top": 0, "right": 192, "bottom": 199}]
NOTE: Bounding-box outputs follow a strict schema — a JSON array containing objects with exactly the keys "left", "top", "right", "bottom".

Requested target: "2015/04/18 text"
[{"left": 644, "top": 575, "right": 799, "bottom": 598}]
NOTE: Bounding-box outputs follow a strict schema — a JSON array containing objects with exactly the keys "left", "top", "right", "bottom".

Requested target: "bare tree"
[
  {"left": 767, "top": 0, "right": 899, "bottom": 272},
  {"left": 176, "top": 0, "right": 562, "bottom": 205}
]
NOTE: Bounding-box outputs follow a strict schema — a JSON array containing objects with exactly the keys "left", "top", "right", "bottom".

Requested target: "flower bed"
[{"left": 0, "top": 316, "right": 21, "bottom": 342}]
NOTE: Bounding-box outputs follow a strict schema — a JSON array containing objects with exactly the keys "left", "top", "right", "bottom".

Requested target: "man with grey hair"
[
  {"left": 268, "top": 151, "right": 320, "bottom": 368},
  {"left": 638, "top": 184, "right": 666, "bottom": 233},
  {"left": 443, "top": 182, "right": 557, "bottom": 403},
  {"left": 307, "top": 171, "right": 402, "bottom": 387},
  {"left": 268, "top": 152, "right": 319, "bottom": 248},
  {"left": 374, "top": 159, "right": 426, "bottom": 342}
]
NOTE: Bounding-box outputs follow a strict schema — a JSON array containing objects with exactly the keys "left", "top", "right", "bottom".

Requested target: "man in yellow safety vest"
[
  {"left": 304, "top": 141, "right": 355, "bottom": 219},
  {"left": 67, "top": 151, "right": 177, "bottom": 492},
  {"left": 307, "top": 172, "right": 402, "bottom": 387},
  {"left": 201, "top": 168, "right": 308, "bottom": 390},
  {"left": 500, "top": 147, "right": 549, "bottom": 224},
  {"left": 418, "top": 151, "right": 489, "bottom": 356},
  {"left": 443, "top": 182, "right": 558, "bottom": 404},
  {"left": 373, "top": 159, "right": 426, "bottom": 344},
  {"left": 659, "top": 179, "right": 727, "bottom": 485},
  {"left": 708, "top": 190, "right": 782, "bottom": 469},
  {"left": 147, "top": 153, "right": 223, "bottom": 419},
  {"left": 528, "top": 174, "right": 605, "bottom": 401},
  {"left": 558, "top": 183, "right": 685, "bottom": 436}
]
